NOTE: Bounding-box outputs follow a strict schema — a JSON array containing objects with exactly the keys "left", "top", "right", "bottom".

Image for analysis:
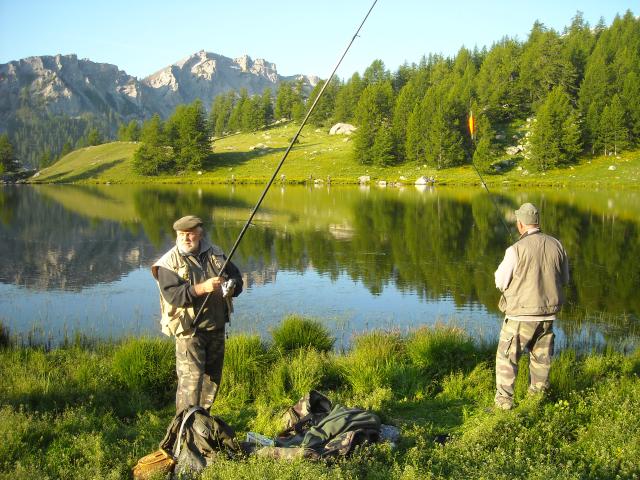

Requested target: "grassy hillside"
[{"left": 30, "top": 122, "right": 640, "bottom": 187}]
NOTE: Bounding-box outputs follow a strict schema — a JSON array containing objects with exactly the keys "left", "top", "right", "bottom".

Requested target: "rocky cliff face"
[
  {"left": 0, "top": 51, "right": 318, "bottom": 124},
  {"left": 0, "top": 54, "right": 149, "bottom": 122}
]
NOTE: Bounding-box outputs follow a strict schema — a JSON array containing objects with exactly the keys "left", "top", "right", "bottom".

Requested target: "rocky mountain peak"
[{"left": 1, "top": 50, "right": 318, "bottom": 125}]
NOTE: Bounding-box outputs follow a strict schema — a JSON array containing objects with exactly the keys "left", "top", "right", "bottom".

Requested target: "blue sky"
[{"left": 0, "top": 1, "right": 636, "bottom": 80}]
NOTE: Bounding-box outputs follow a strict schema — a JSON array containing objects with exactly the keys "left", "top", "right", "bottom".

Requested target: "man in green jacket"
[
  {"left": 493, "top": 203, "right": 569, "bottom": 410},
  {"left": 152, "top": 215, "right": 243, "bottom": 412}
]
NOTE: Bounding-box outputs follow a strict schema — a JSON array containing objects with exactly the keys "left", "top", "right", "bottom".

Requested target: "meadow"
[
  {"left": 1, "top": 315, "right": 638, "bottom": 479},
  {"left": 29, "top": 122, "right": 640, "bottom": 188}
]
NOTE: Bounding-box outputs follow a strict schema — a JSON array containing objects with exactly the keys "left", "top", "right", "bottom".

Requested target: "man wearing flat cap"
[
  {"left": 493, "top": 202, "right": 569, "bottom": 410},
  {"left": 151, "top": 215, "right": 243, "bottom": 413}
]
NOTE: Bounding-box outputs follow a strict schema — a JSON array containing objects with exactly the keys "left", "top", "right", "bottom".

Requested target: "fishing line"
[{"left": 193, "top": 0, "right": 379, "bottom": 329}]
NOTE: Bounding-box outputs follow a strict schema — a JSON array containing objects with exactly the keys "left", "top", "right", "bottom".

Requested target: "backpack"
[
  {"left": 133, "top": 407, "right": 240, "bottom": 479},
  {"left": 279, "top": 389, "right": 333, "bottom": 436},
  {"left": 261, "top": 392, "right": 381, "bottom": 460}
]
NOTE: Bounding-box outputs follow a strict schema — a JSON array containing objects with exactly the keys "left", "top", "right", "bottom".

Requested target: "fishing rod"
[
  {"left": 467, "top": 110, "right": 514, "bottom": 244},
  {"left": 192, "top": 0, "right": 379, "bottom": 329}
]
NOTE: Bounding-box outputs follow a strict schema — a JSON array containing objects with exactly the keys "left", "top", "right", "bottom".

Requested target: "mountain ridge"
[{"left": 0, "top": 51, "right": 318, "bottom": 123}]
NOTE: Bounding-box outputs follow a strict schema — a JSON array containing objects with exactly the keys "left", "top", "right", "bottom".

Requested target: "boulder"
[
  {"left": 329, "top": 123, "right": 357, "bottom": 135},
  {"left": 415, "top": 176, "right": 429, "bottom": 185},
  {"left": 377, "top": 180, "right": 387, "bottom": 187},
  {"left": 608, "top": 165, "right": 617, "bottom": 171},
  {"left": 358, "top": 175, "right": 371, "bottom": 184},
  {"left": 505, "top": 145, "right": 523, "bottom": 155}
]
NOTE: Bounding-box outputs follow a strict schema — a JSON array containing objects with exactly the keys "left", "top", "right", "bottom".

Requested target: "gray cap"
[
  {"left": 173, "top": 215, "right": 204, "bottom": 231},
  {"left": 515, "top": 203, "right": 539, "bottom": 225}
]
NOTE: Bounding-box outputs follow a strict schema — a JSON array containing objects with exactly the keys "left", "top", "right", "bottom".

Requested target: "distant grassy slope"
[{"left": 30, "top": 122, "right": 640, "bottom": 187}]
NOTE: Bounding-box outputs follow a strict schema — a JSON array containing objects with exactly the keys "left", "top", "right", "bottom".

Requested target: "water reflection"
[{"left": 0, "top": 184, "right": 638, "bottom": 349}]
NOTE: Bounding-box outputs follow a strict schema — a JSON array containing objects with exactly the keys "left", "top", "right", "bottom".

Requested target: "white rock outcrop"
[{"left": 329, "top": 123, "right": 357, "bottom": 135}]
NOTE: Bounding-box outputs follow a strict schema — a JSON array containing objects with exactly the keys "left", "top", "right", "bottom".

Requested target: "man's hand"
[{"left": 194, "top": 276, "right": 222, "bottom": 296}]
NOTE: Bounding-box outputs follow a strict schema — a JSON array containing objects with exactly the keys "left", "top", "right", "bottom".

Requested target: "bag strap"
[{"left": 174, "top": 406, "right": 206, "bottom": 459}]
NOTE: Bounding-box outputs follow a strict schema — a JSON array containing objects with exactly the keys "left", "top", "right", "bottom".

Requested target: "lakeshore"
[
  {"left": 0, "top": 317, "right": 638, "bottom": 479},
  {"left": 27, "top": 123, "right": 640, "bottom": 188}
]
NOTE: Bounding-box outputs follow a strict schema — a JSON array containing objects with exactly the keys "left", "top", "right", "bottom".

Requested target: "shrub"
[
  {"left": 271, "top": 315, "right": 334, "bottom": 354},
  {"left": 111, "top": 337, "right": 174, "bottom": 396}
]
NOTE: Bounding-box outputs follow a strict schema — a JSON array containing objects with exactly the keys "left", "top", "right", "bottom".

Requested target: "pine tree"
[
  {"left": 622, "top": 72, "right": 640, "bottom": 143},
  {"left": 562, "top": 12, "right": 596, "bottom": 91},
  {"left": 241, "top": 96, "right": 264, "bottom": 132},
  {"left": 133, "top": 114, "right": 172, "bottom": 175},
  {"left": 60, "top": 141, "right": 72, "bottom": 158},
  {"left": 333, "top": 72, "right": 364, "bottom": 123},
  {"left": 291, "top": 79, "right": 306, "bottom": 122},
  {"left": 126, "top": 120, "right": 141, "bottom": 141},
  {"left": 86, "top": 127, "right": 103, "bottom": 146},
  {"left": 170, "top": 100, "right": 210, "bottom": 171},
  {"left": 308, "top": 78, "right": 339, "bottom": 127},
  {"left": 424, "top": 104, "right": 465, "bottom": 169},
  {"left": 261, "top": 88, "right": 274, "bottom": 126},
  {"left": 597, "top": 95, "right": 629, "bottom": 155},
  {"left": 392, "top": 68, "right": 428, "bottom": 162},
  {"left": 38, "top": 150, "right": 52, "bottom": 169},
  {"left": 352, "top": 81, "right": 395, "bottom": 165},
  {"left": 528, "top": 87, "right": 582, "bottom": 171},
  {"left": 474, "top": 38, "right": 523, "bottom": 122},
  {"left": 0, "top": 134, "right": 16, "bottom": 173},
  {"left": 274, "top": 82, "right": 292, "bottom": 120},
  {"left": 472, "top": 114, "right": 495, "bottom": 172},
  {"left": 371, "top": 124, "right": 395, "bottom": 166},
  {"left": 519, "top": 21, "right": 577, "bottom": 110},
  {"left": 363, "top": 59, "right": 390, "bottom": 85}
]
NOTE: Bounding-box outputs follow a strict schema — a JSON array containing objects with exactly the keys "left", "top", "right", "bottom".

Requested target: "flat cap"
[
  {"left": 173, "top": 215, "right": 204, "bottom": 231},
  {"left": 515, "top": 203, "right": 539, "bottom": 225}
]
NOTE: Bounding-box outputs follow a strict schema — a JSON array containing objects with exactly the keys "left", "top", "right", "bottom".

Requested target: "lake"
[{"left": 0, "top": 183, "right": 638, "bottom": 351}]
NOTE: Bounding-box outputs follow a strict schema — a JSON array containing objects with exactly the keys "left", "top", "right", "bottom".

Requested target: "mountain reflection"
[{"left": 0, "top": 184, "right": 638, "bottom": 327}]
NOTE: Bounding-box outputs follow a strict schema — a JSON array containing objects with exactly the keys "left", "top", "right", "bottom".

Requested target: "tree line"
[
  {"left": 346, "top": 10, "right": 640, "bottom": 171},
  {"left": 6, "top": 10, "right": 635, "bottom": 174},
  {"left": 128, "top": 11, "right": 639, "bottom": 175}
]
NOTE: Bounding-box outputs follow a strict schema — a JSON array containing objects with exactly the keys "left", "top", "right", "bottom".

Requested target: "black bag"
[
  {"left": 267, "top": 392, "right": 381, "bottom": 460},
  {"left": 159, "top": 406, "right": 241, "bottom": 476}
]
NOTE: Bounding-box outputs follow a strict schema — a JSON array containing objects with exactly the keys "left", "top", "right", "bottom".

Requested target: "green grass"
[
  {"left": 28, "top": 122, "right": 640, "bottom": 188},
  {"left": 270, "top": 314, "right": 335, "bottom": 354},
  {"left": 0, "top": 318, "right": 639, "bottom": 479}
]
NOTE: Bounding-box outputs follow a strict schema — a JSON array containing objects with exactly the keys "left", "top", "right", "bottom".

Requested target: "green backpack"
[
  {"left": 259, "top": 392, "right": 381, "bottom": 460},
  {"left": 159, "top": 406, "right": 241, "bottom": 475}
]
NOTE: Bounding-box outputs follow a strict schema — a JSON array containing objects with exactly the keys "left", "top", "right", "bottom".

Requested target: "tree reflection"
[{"left": 1, "top": 185, "right": 638, "bottom": 334}]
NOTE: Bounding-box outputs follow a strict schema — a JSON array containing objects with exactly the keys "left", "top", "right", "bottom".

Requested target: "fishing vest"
[
  {"left": 498, "top": 232, "right": 568, "bottom": 317},
  {"left": 151, "top": 242, "right": 228, "bottom": 337}
]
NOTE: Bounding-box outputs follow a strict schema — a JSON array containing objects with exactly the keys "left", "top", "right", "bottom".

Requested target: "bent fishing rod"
[
  {"left": 192, "top": 0, "right": 379, "bottom": 329},
  {"left": 467, "top": 111, "right": 514, "bottom": 244}
]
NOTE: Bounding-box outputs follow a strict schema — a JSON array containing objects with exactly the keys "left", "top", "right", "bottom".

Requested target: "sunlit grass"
[
  {"left": 0, "top": 317, "right": 639, "bottom": 479},
  {"left": 29, "top": 122, "right": 640, "bottom": 188}
]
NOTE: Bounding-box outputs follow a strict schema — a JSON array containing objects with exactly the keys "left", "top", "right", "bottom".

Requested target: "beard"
[{"left": 178, "top": 239, "right": 200, "bottom": 254}]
